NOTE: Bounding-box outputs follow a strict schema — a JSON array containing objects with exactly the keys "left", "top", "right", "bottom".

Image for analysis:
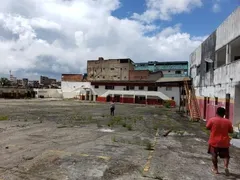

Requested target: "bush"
[{"left": 163, "top": 101, "right": 171, "bottom": 108}]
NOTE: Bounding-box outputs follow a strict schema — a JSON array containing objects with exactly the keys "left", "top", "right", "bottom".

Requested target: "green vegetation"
[
  {"left": 122, "top": 121, "right": 127, "bottom": 127},
  {"left": 112, "top": 136, "right": 117, "bottom": 142},
  {"left": 0, "top": 116, "right": 8, "bottom": 121},
  {"left": 230, "top": 132, "right": 240, "bottom": 139},
  {"left": 163, "top": 101, "right": 171, "bottom": 108},
  {"left": 127, "top": 124, "right": 133, "bottom": 131},
  {"left": 146, "top": 142, "right": 154, "bottom": 150}
]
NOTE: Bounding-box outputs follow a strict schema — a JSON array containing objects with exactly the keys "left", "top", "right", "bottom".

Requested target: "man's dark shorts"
[{"left": 208, "top": 145, "right": 230, "bottom": 158}]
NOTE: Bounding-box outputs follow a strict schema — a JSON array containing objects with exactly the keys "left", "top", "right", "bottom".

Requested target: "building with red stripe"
[{"left": 190, "top": 7, "right": 240, "bottom": 126}]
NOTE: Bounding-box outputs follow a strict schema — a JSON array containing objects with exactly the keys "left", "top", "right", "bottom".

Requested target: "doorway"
[
  {"left": 106, "top": 95, "right": 111, "bottom": 102},
  {"left": 204, "top": 97, "right": 207, "bottom": 119},
  {"left": 225, "top": 94, "right": 230, "bottom": 119},
  {"left": 114, "top": 95, "right": 120, "bottom": 102}
]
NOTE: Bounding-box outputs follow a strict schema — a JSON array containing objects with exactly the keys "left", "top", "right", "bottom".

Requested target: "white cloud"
[
  {"left": 212, "top": 0, "right": 221, "bottom": 13},
  {"left": 132, "top": 0, "right": 203, "bottom": 22},
  {"left": 0, "top": 0, "right": 206, "bottom": 80}
]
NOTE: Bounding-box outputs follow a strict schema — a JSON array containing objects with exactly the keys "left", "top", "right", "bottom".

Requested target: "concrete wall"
[
  {"left": 129, "top": 70, "right": 149, "bottom": 80},
  {"left": 34, "top": 89, "right": 62, "bottom": 98},
  {"left": 234, "top": 86, "right": 240, "bottom": 125},
  {"left": 61, "top": 81, "right": 92, "bottom": 99},
  {"left": 87, "top": 58, "right": 134, "bottom": 81},
  {"left": 158, "top": 87, "right": 180, "bottom": 106},
  {"left": 216, "top": 7, "right": 240, "bottom": 50}
]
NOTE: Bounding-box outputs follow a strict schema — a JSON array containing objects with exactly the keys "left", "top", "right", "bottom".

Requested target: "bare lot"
[{"left": 0, "top": 99, "right": 240, "bottom": 180}]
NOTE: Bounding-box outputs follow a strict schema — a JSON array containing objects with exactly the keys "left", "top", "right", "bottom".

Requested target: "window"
[
  {"left": 175, "top": 71, "right": 181, "bottom": 74},
  {"left": 139, "top": 96, "right": 145, "bottom": 101},
  {"left": 197, "top": 65, "right": 200, "bottom": 75},
  {"left": 148, "top": 86, "right": 157, "bottom": 91},
  {"left": 171, "top": 97, "right": 174, "bottom": 100},
  {"left": 103, "top": 76, "right": 105, "bottom": 79},
  {"left": 166, "top": 87, "right": 172, "bottom": 91},
  {"left": 110, "top": 68, "right": 114, "bottom": 70},
  {"left": 215, "top": 97, "right": 218, "bottom": 105},
  {"left": 105, "top": 85, "right": 114, "bottom": 90},
  {"left": 97, "top": 76, "right": 100, "bottom": 78},
  {"left": 129, "top": 86, "right": 134, "bottom": 90},
  {"left": 124, "top": 76, "right": 127, "bottom": 79},
  {"left": 95, "top": 85, "right": 99, "bottom": 89},
  {"left": 139, "top": 86, "right": 144, "bottom": 90},
  {"left": 168, "top": 70, "right": 171, "bottom": 73}
]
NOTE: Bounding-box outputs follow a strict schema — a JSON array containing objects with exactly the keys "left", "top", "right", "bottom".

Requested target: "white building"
[{"left": 190, "top": 7, "right": 240, "bottom": 125}]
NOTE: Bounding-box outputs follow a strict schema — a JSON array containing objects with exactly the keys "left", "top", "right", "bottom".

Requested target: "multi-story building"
[
  {"left": 190, "top": 7, "right": 240, "bottom": 126},
  {"left": 28, "top": 80, "right": 40, "bottom": 88},
  {"left": 134, "top": 61, "right": 188, "bottom": 77},
  {"left": 40, "top": 76, "right": 56, "bottom": 86},
  {"left": 87, "top": 57, "right": 134, "bottom": 81}
]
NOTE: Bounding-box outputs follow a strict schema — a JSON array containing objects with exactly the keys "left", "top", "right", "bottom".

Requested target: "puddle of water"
[{"left": 98, "top": 128, "right": 115, "bottom": 133}]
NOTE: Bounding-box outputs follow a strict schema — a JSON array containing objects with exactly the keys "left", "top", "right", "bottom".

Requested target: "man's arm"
[{"left": 206, "top": 119, "right": 213, "bottom": 130}]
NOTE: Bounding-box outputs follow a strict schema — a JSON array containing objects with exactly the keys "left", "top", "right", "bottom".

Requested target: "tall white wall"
[
  {"left": 216, "top": 7, "right": 240, "bottom": 50},
  {"left": 61, "top": 81, "right": 92, "bottom": 99},
  {"left": 158, "top": 87, "right": 180, "bottom": 105}
]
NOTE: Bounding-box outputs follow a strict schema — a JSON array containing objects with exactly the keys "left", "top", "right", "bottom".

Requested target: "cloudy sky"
[{"left": 0, "top": 0, "right": 238, "bottom": 80}]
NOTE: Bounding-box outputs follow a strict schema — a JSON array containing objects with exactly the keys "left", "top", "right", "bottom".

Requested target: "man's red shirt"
[{"left": 206, "top": 116, "right": 233, "bottom": 148}]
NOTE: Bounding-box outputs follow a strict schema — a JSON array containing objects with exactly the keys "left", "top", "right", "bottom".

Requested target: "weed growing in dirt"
[
  {"left": 201, "top": 126, "right": 210, "bottom": 135},
  {"left": 112, "top": 136, "right": 117, "bottom": 142},
  {"left": 107, "top": 120, "right": 114, "bottom": 128},
  {"left": 113, "top": 116, "right": 122, "bottom": 124},
  {"left": 0, "top": 116, "right": 8, "bottom": 121},
  {"left": 88, "top": 115, "right": 93, "bottom": 121},
  {"left": 122, "top": 121, "right": 127, "bottom": 127},
  {"left": 127, "top": 124, "right": 133, "bottom": 131},
  {"left": 153, "top": 123, "right": 159, "bottom": 130},
  {"left": 146, "top": 142, "right": 154, "bottom": 150}
]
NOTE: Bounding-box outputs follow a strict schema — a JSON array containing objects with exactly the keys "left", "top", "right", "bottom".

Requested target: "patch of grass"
[
  {"left": 112, "top": 116, "right": 122, "bottom": 124},
  {"left": 88, "top": 115, "right": 93, "bottom": 121},
  {"left": 201, "top": 126, "right": 210, "bottom": 135},
  {"left": 112, "top": 136, "right": 117, "bottom": 142},
  {"left": 0, "top": 116, "right": 8, "bottom": 121},
  {"left": 127, "top": 124, "right": 133, "bottom": 131},
  {"left": 107, "top": 120, "right": 114, "bottom": 127},
  {"left": 153, "top": 123, "right": 159, "bottom": 131},
  {"left": 122, "top": 122, "right": 127, "bottom": 127},
  {"left": 146, "top": 142, "right": 154, "bottom": 150}
]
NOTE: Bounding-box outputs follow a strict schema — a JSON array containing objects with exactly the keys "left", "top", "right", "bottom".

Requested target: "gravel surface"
[{"left": 0, "top": 99, "right": 240, "bottom": 180}]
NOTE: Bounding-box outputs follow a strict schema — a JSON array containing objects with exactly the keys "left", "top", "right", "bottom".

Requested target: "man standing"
[
  {"left": 110, "top": 101, "right": 115, "bottom": 116},
  {"left": 206, "top": 107, "right": 233, "bottom": 175}
]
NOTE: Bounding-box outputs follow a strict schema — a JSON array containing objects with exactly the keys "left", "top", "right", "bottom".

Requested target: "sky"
[{"left": 0, "top": 0, "right": 239, "bottom": 80}]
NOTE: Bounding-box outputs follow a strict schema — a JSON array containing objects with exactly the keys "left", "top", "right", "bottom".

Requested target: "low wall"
[{"left": 34, "top": 89, "right": 63, "bottom": 98}]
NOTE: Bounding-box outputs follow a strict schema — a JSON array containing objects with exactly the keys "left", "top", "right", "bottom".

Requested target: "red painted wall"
[
  {"left": 95, "top": 96, "right": 175, "bottom": 107},
  {"left": 97, "top": 97, "right": 106, "bottom": 102},
  {"left": 197, "top": 98, "right": 234, "bottom": 123}
]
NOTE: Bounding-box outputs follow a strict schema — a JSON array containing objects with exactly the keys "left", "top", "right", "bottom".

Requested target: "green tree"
[{"left": 0, "top": 78, "right": 11, "bottom": 86}]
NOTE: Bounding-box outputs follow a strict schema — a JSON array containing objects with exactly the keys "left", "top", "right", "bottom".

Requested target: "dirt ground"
[{"left": 0, "top": 99, "right": 240, "bottom": 180}]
